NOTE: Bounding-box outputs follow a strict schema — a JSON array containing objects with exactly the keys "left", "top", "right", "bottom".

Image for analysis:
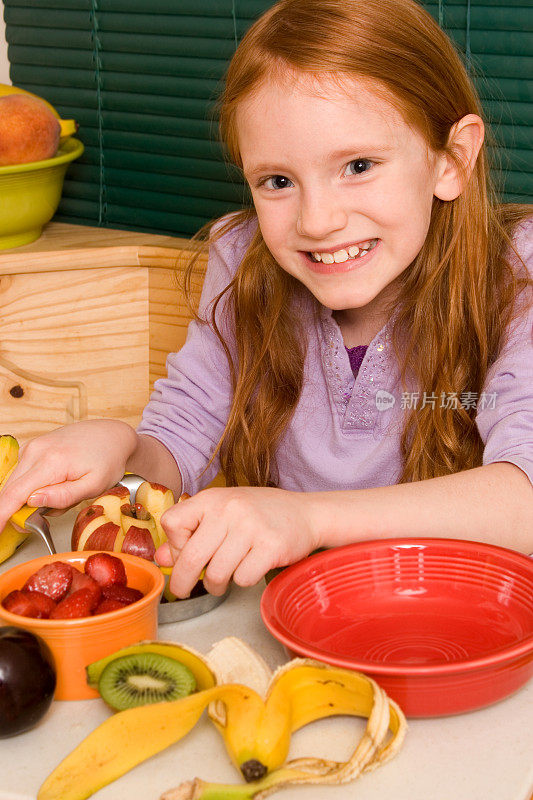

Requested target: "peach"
[{"left": 0, "top": 94, "right": 61, "bottom": 166}]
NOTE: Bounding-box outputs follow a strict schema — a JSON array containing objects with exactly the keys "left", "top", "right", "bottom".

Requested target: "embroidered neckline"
[{"left": 319, "top": 307, "right": 392, "bottom": 430}]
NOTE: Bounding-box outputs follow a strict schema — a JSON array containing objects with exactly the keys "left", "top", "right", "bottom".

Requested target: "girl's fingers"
[
  {"left": 154, "top": 542, "right": 173, "bottom": 567},
  {"left": 202, "top": 536, "right": 252, "bottom": 597},
  {"left": 168, "top": 518, "right": 228, "bottom": 599},
  {"left": 26, "top": 474, "right": 107, "bottom": 510},
  {"left": 232, "top": 549, "right": 279, "bottom": 588}
]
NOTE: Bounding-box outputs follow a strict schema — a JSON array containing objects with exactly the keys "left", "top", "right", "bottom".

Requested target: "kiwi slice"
[{"left": 98, "top": 652, "right": 196, "bottom": 711}]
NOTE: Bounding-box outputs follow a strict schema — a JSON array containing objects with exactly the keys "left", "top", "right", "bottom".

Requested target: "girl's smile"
[
  {"left": 237, "top": 72, "right": 450, "bottom": 336},
  {"left": 303, "top": 238, "right": 380, "bottom": 274}
]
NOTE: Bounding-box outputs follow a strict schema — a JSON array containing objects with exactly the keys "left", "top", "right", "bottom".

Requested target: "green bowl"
[{"left": 0, "top": 137, "right": 84, "bottom": 250}]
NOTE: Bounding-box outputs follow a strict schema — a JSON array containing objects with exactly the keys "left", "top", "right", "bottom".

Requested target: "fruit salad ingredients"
[
  {"left": 85, "top": 552, "right": 127, "bottom": 588},
  {"left": 94, "top": 598, "right": 128, "bottom": 615},
  {"left": 67, "top": 571, "right": 102, "bottom": 609},
  {"left": 2, "top": 589, "right": 56, "bottom": 619},
  {"left": 72, "top": 481, "right": 174, "bottom": 559},
  {"left": 23, "top": 561, "right": 73, "bottom": 601},
  {"left": 0, "top": 626, "right": 56, "bottom": 737},
  {"left": 98, "top": 652, "right": 196, "bottom": 711},
  {"left": 86, "top": 640, "right": 217, "bottom": 691},
  {"left": 101, "top": 584, "right": 143, "bottom": 605},
  {"left": 0, "top": 435, "right": 29, "bottom": 566},
  {"left": 37, "top": 639, "right": 407, "bottom": 800},
  {"left": 1, "top": 554, "right": 144, "bottom": 620},
  {"left": 50, "top": 589, "right": 95, "bottom": 620}
]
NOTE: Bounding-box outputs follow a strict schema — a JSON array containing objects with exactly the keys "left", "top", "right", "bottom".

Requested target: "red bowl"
[{"left": 260, "top": 539, "right": 533, "bottom": 717}]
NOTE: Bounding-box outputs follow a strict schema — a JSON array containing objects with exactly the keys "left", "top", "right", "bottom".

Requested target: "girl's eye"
[
  {"left": 345, "top": 159, "right": 373, "bottom": 176},
  {"left": 263, "top": 175, "right": 294, "bottom": 190}
]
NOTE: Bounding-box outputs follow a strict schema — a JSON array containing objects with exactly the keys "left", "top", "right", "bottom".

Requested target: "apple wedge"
[{"left": 135, "top": 481, "right": 175, "bottom": 547}]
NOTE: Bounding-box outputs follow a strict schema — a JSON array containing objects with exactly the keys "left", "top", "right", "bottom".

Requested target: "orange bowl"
[{"left": 0, "top": 551, "right": 164, "bottom": 700}]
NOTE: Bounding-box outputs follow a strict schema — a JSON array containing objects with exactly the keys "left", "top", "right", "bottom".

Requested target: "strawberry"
[
  {"left": 101, "top": 584, "right": 143, "bottom": 606},
  {"left": 2, "top": 590, "right": 37, "bottom": 617},
  {"left": 84, "top": 552, "right": 127, "bottom": 588},
  {"left": 22, "top": 590, "right": 56, "bottom": 618},
  {"left": 68, "top": 569, "right": 102, "bottom": 611},
  {"left": 94, "top": 598, "right": 128, "bottom": 615},
  {"left": 22, "top": 561, "right": 73, "bottom": 601},
  {"left": 2, "top": 589, "right": 56, "bottom": 619},
  {"left": 50, "top": 588, "right": 94, "bottom": 619}
]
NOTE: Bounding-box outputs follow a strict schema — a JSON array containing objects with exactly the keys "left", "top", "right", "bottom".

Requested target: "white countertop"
[{"left": 1, "top": 512, "right": 533, "bottom": 800}]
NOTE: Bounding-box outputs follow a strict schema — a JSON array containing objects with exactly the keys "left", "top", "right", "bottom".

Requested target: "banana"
[
  {"left": 0, "top": 434, "right": 19, "bottom": 485},
  {"left": 0, "top": 436, "right": 28, "bottom": 565},
  {"left": 0, "top": 83, "right": 77, "bottom": 140},
  {"left": 37, "top": 684, "right": 263, "bottom": 800},
  {"left": 162, "top": 663, "right": 406, "bottom": 800},
  {"left": 86, "top": 640, "right": 217, "bottom": 691},
  {"left": 38, "top": 639, "right": 406, "bottom": 800}
]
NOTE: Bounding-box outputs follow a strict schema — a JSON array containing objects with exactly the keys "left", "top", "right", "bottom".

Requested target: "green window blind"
[{"left": 3, "top": 0, "right": 532, "bottom": 238}]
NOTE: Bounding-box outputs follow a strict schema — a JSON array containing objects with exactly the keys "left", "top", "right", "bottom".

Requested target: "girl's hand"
[
  {"left": 0, "top": 420, "right": 138, "bottom": 532},
  {"left": 155, "top": 486, "right": 322, "bottom": 598}
]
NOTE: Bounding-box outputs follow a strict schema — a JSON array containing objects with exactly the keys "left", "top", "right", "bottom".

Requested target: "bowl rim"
[
  {"left": 260, "top": 537, "right": 533, "bottom": 677},
  {"left": 0, "top": 550, "right": 164, "bottom": 627},
  {"left": 0, "top": 137, "right": 84, "bottom": 175}
]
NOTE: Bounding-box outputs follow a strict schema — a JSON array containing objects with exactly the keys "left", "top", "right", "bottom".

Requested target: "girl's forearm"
[
  {"left": 126, "top": 433, "right": 182, "bottom": 498},
  {"left": 310, "top": 462, "right": 533, "bottom": 554}
]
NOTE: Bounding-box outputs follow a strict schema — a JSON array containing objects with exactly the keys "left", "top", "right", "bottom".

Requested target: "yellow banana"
[
  {"left": 0, "top": 83, "right": 78, "bottom": 140},
  {"left": 163, "top": 662, "right": 406, "bottom": 800},
  {"left": 37, "top": 683, "right": 262, "bottom": 800},
  {"left": 0, "top": 434, "right": 18, "bottom": 485},
  {"left": 38, "top": 638, "right": 407, "bottom": 800},
  {"left": 0, "top": 436, "right": 29, "bottom": 565}
]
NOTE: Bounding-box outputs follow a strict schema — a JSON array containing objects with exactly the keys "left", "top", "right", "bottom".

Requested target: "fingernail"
[{"left": 28, "top": 494, "right": 45, "bottom": 507}]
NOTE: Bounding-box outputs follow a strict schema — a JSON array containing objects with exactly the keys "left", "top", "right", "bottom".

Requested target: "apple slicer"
[{"left": 11, "top": 505, "right": 56, "bottom": 555}]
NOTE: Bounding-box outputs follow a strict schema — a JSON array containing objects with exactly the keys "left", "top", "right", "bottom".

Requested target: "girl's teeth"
[
  {"left": 333, "top": 249, "right": 349, "bottom": 263},
  {"left": 311, "top": 239, "right": 377, "bottom": 264}
]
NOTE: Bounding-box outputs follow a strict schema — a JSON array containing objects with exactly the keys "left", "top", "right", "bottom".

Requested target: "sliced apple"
[
  {"left": 84, "top": 522, "right": 122, "bottom": 551},
  {"left": 72, "top": 505, "right": 108, "bottom": 550},
  {"left": 92, "top": 485, "right": 129, "bottom": 527},
  {"left": 121, "top": 525, "right": 156, "bottom": 560},
  {"left": 135, "top": 481, "right": 174, "bottom": 547}
]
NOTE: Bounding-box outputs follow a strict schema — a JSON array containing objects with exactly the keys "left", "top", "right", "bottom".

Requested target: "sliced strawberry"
[
  {"left": 84, "top": 552, "right": 127, "bottom": 588},
  {"left": 50, "top": 588, "right": 94, "bottom": 619},
  {"left": 22, "top": 561, "right": 73, "bottom": 601},
  {"left": 68, "top": 570, "right": 102, "bottom": 611},
  {"left": 2, "top": 590, "right": 38, "bottom": 617},
  {"left": 94, "top": 598, "right": 128, "bottom": 615},
  {"left": 22, "top": 590, "right": 56, "bottom": 618},
  {"left": 102, "top": 584, "right": 143, "bottom": 606}
]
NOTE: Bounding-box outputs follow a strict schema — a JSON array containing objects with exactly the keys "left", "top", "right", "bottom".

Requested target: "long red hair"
[{"left": 184, "top": 0, "right": 532, "bottom": 486}]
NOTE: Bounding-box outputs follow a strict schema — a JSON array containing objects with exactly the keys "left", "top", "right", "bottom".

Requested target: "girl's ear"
[{"left": 434, "top": 114, "right": 485, "bottom": 201}]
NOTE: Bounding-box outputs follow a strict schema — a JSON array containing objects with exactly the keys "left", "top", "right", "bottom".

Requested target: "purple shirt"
[{"left": 138, "top": 216, "right": 533, "bottom": 494}]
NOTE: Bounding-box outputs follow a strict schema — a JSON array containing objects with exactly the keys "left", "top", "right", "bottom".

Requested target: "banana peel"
[
  {"left": 38, "top": 637, "right": 406, "bottom": 800},
  {"left": 0, "top": 83, "right": 78, "bottom": 141}
]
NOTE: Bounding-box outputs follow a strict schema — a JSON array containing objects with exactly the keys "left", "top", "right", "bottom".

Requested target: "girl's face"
[{"left": 236, "top": 74, "right": 448, "bottom": 323}]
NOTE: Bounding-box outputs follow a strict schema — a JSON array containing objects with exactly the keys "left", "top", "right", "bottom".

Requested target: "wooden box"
[{"left": 0, "top": 222, "right": 207, "bottom": 443}]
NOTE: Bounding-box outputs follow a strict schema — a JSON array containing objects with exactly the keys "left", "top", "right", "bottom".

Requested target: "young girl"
[{"left": 0, "top": 0, "right": 531, "bottom": 600}]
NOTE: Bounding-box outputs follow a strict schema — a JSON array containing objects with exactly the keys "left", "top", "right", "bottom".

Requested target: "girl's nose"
[{"left": 296, "top": 188, "right": 348, "bottom": 240}]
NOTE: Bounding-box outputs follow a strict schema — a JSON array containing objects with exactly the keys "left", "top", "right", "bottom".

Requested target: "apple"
[
  {"left": 71, "top": 481, "right": 175, "bottom": 561},
  {"left": 135, "top": 482, "right": 174, "bottom": 546}
]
